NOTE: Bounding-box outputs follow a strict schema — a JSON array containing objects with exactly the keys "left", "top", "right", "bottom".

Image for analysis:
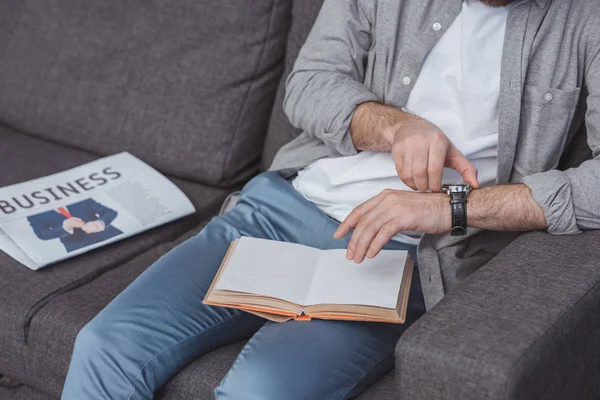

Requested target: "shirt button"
[
  {"left": 544, "top": 92, "right": 553, "bottom": 102},
  {"left": 402, "top": 76, "right": 412, "bottom": 86},
  {"left": 433, "top": 22, "right": 442, "bottom": 31}
]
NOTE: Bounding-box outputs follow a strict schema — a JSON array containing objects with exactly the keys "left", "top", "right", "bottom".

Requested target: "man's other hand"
[
  {"left": 333, "top": 189, "right": 451, "bottom": 263},
  {"left": 62, "top": 217, "right": 85, "bottom": 232},
  {"left": 350, "top": 102, "right": 479, "bottom": 192},
  {"left": 390, "top": 113, "right": 479, "bottom": 192},
  {"left": 81, "top": 220, "right": 106, "bottom": 234}
]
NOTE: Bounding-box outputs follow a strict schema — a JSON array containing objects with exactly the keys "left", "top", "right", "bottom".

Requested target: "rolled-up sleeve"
[
  {"left": 523, "top": 170, "right": 581, "bottom": 234},
  {"left": 283, "top": 0, "right": 378, "bottom": 156},
  {"left": 523, "top": 32, "right": 600, "bottom": 234}
]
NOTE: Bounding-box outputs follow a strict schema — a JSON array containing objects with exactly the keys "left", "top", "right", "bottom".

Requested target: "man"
[
  {"left": 27, "top": 198, "right": 122, "bottom": 253},
  {"left": 62, "top": 0, "right": 600, "bottom": 399}
]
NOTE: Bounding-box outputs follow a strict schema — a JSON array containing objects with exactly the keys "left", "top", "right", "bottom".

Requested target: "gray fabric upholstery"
[
  {"left": 0, "top": 384, "right": 54, "bottom": 400},
  {"left": 396, "top": 230, "right": 600, "bottom": 400},
  {"left": 357, "top": 373, "right": 397, "bottom": 400},
  {"left": 0, "top": 126, "right": 228, "bottom": 388},
  {"left": 0, "top": 0, "right": 291, "bottom": 186},
  {"left": 261, "top": 0, "right": 324, "bottom": 170}
]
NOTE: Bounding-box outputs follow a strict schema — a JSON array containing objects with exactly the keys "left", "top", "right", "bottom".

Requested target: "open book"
[{"left": 204, "top": 237, "right": 414, "bottom": 324}]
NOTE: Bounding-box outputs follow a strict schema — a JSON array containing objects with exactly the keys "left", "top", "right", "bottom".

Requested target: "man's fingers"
[
  {"left": 398, "top": 152, "right": 416, "bottom": 190},
  {"left": 412, "top": 148, "right": 429, "bottom": 192},
  {"left": 446, "top": 146, "right": 479, "bottom": 188},
  {"left": 427, "top": 142, "right": 446, "bottom": 192},
  {"left": 344, "top": 196, "right": 390, "bottom": 260},
  {"left": 367, "top": 221, "right": 401, "bottom": 259},
  {"left": 462, "top": 167, "right": 479, "bottom": 188},
  {"left": 350, "top": 212, "right": 392, "bottom": 263},
  {"left": 334, "top": 191, "right": 387, "bottom": 239}
]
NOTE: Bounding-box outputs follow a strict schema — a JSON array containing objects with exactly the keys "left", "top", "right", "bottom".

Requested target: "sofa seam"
[
  {"left": 0, "top": 122, "right": 235, "bottom": 188},
  {"left": 503, "top": 274, "right": 600, "bottom": 399},
  {"left": 221, "top": 0, "right": 279, "bottom": 183}
]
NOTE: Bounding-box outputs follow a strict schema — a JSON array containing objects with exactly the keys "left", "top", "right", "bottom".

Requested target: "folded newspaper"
[{"left": 0, "top": 152, "right": 195, "bottom": 270}]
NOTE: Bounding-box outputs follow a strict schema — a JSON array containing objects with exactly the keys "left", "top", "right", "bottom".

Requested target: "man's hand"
[
  {"left": 390, "top": 114, "right": 479, "bottom": 192},
  {"left": 62, "top": 217, "right": 85, "bottom": 232},
  {"left": 81, "top": 220, "right": 106, "bottom": 234},
  {"left": 350, "top": 102, "right": 479, "bottom": 192},
  {"left": 334, "top": 189, "right": 450, "bottom": 263},
  {"left": 334, "top": 184, "right": 548, "bottom": 264}
]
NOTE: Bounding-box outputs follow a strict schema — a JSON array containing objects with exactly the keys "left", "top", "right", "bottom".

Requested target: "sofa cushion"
[
  {"left": 0, "top": 0, "right": 291, "bottom": 186},
  {"left": 0, "top": 126, "right": 229, "bottom": 383},
  {"left": 358, "top": 373, "right": 398, "bottom": 400},
  {"left": 262, "top": 0, "right": 325, "bottom": 170}
]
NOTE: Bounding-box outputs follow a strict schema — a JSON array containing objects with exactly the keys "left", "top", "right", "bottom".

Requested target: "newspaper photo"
[{"left": 0, "top": 152, "right": 195, "bottom": 270}]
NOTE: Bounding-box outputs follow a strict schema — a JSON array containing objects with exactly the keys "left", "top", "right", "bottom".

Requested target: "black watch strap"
[{"left": 449, "top": 192, "right": 468, "bottom": 236}]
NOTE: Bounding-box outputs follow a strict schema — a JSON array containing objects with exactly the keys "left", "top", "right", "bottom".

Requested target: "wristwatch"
[{"left": 441, "top": 183, "right": 472, "bottom": 236}]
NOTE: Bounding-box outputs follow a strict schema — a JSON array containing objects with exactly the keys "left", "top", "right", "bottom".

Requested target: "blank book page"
[
  {"left": 215, "top": 237, "right": 320, "bottom": 305},
  {"left": 304, "top": 249, "right": 407, "bottom": 308}
]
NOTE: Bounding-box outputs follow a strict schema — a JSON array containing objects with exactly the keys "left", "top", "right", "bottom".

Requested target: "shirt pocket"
[{"left": 515, "top": 85, "right": 581, "bottom": 174}]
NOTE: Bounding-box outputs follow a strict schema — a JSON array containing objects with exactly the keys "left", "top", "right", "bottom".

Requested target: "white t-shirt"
[{"left": 293, "top": 0, "right": 509, "bottom": 244}]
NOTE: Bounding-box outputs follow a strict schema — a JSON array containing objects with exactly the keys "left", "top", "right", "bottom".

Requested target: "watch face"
[{"left": 441, "top": 183, "right": 472, "bottom": 194}]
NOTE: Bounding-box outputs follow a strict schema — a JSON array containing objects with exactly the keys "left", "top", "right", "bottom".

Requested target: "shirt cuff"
[{"left": 522, "top": 170, "right": 581, "bottom": 235}]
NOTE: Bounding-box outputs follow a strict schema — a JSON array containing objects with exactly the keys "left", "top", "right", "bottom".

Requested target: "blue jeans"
[{"left": 61, "top": 172, "right": 426, "bottom": 400}]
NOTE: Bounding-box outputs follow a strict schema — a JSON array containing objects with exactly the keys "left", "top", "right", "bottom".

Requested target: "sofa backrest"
[
  {"left": 0, "top": 0, "right": 291, "bottom": 187},
  {"left": 262, "top": 0, "right": 325, "bottom": 171}
]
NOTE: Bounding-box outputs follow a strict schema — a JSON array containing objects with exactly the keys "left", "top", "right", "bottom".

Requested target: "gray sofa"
[{"left": 1, "top": 1, "right": 599, "bottom": 399}]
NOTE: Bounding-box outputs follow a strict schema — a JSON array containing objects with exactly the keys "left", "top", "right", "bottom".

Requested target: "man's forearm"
[
  {"left": 336, "top": 182, "right": 549, "bottom": 263},
  {"left": 467, "top": 184, "right": 548, "bottom": 231},
  {"left": 350, "top": 101, "right": 411, "bottom": 151}
]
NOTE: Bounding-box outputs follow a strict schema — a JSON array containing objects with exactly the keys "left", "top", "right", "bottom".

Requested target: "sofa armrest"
[{"left": 396, "top": 230, "right": 600, "bottom": 400}]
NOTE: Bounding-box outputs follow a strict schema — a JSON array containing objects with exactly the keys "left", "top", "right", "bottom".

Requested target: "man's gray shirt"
[{"left": 269, "top": 0, "right": 600, "bottom": 309}]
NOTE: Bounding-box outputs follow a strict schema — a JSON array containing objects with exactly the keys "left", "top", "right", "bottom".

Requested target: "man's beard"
[{"left": 479, "top": 0, "right": 517, "bottom": 6}]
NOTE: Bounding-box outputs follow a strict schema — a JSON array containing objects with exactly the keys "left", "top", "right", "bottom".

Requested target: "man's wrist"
[
  {"left": 381, "top": 114, "right": 401, "bottom": 146},
  {"left": 382, "top": 108, "right": 414, "bottom": 147},
  {"left": 431, "top": 192, "right": 453, "bottom": 232}
]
